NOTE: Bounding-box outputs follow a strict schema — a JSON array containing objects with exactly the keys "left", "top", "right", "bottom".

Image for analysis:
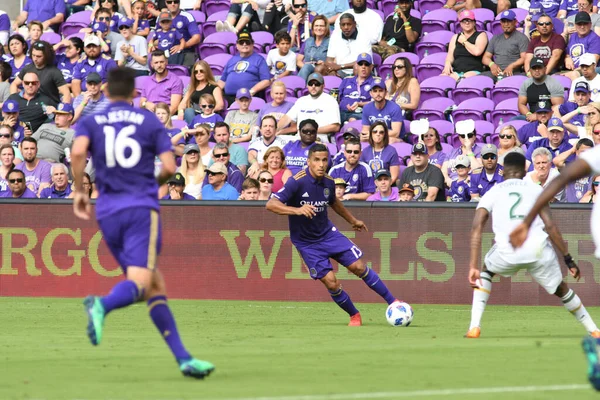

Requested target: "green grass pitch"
[{"left": 1, "top": 297, "right": 599, "bottom": 400}]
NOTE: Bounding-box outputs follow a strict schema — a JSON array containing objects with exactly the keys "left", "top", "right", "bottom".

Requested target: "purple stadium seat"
[
  {"left": 204, "top": 53, "right": 232, "bottom": 75},
  {"left": 203, "top": 10, "right": 228, "bottom": 37},
  {"left": 65, "top": 10, "right": 92, "bottom": 24},
  {"left": 228, "top": 97, "right": 266, "bottom": 112},
  {"left": 413, "top": 97, "right": 455, "bottom": 121},
  {"left": 508, "top": 8, "right": 528, "bottom": 22},
  {"left": 429, "top": 120, "right": 454, "bottom": 142},
  {"left": 41, "top": 32, "right": 62, "bottom": 45},
  {"left": 379, "top": 52, "right": 420, "bottom": 78},
  {"left": 60, "top": 22, "right": 89, "bottom": 37},
  {"left": 167, "top": 65, "right": 189, "bottom": 77},
  {"left": 285, "top": 96, "right": 298, "bottom": 104},
  {"left": 274, "top": 75, "right": 306, "bottom": 98},
  {"left": 415, "top": 52, "right": 447, "bottom": 82},
  {"left": 188, "top": 10, "right": 206, "bottom": 24},
  {"left": 419, "top": 75, "right": 456, "bottom": 105},
  {"left": 199, "top": 32, "right": 237, "bottom": 58},
  {"left": 452, "top": 97, "right": 494, "bottom": 122},
  {"left": 335, "top": 120, "right": 363, "bottom": 148},
  {"left": 206, "top": 0, "right": 231, "bottom": 15},
  {"left": 172, "top": 119, "right": 187, "bottom": 130},
  {"left": 66, "top": 32, "right": 86, "bottom": 41},
  {"left": 490, "top": 98, "right": 520, "bottom": 127},
  {"left": 417, "top": 0, "right": 446, "bottom": 15},
  {"left": 451, "top": 75, "right": 494, "bottom": 104},
  {"left": 552, "top": 74, "right": 572, "bottom": 98},
  {"left": 440, "top": 142, "right": 454, "bottom": 154},
  {"left": 135, "top": 76, "right": 150, "bottom": 97},
  {"left": 326, "top": 142, "right": 338, "bottom": 157},
  {"left": 421, "top": 9, "right": 457, "bottom": 35},
  {"left": 381, "top": 0, "right": 400, "bottom": 16},
  {"left": 391, "top": 142, "right": 413, "bottom": 165},
  {"left": 490, "top": 75, "right": 526, "bottom": 105},
  {"left": 179, "top": 75, "right": 191, "bottom": 90},
  {"left": 495, "top": 120, "right": 528, "bottom": 133},
  {"left": 414, "top": 30, "right": 454, "bottom": 60},
  {"left": 252, "top": 31, "right": 275, "bottom": 53},
  {"left": 323, "top": 75, "right": 342, "bottom": 93}
]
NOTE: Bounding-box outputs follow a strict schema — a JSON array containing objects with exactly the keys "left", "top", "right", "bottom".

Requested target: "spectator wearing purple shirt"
[
  {"left": 161, "top": 173, "right": 196, "bottom": 200},
  {"left": 39, "top": 163, "right": 73, "bottom": 198},
  {"left": 13, "top": 0, "right": 66, "bottom": 33},
  {"left": 14, "top": 137, "right": 52, "bottom": 195},
  {"left": 140, "top": 51, "right": 183, "bottom": 116},
  {"left": 338, "top": 53, "right": 375, "bottom": 124},
  {"left": 202, "top": 143, "right": 244, "bottom": 194},
  {"left": 518, "top": 100, "right": 554, "bottom": 147},
  {"left": 555, "top": 138, "right": 594, "bottom": 202},
  {"left": 360, "top": 78, "right": 405, "bottom": 142},
  {"left": 447, "top": 155, "right": 471, "bottom": 202},
  {"left": 564, "top": 12, "right": 600, "bottom": 72},
  {"left": 165, "top": 0, "right": 201, "bottom": 67},
  {"left": 71, "top": 35, "right": 118, "bottom": 97},
  {"left": 328, "top": 138, "right": 375, "bottom": 200},
  {"left": 283, "top": 119, "right": 321, "bottom": 175},
  {"left": 469, "top": 144, "right": 504, "bottom": 200},
  {"left": 0, "top": 169, "right": 38, "bottom": 198},
  {"left": 558, "top": 0, "right": 579, "bottom": 18},
  {"left": 359, "top": 121, "right": 401, "bottom": 184},
  {"left": 54, "top": 37, "right": 85, "bottom": 85},
  {"left": 0, "top": 12, "right": 9, "bottom": 48},
  {"left": 441, "top": 119, "right": 483, "bottom": 186},
  {"left": 254, "top": 81, "right": 294, "bottom": 131},
  {"left": 150, "top": 12, "right": 185, "bottom": 66},
  {"left": 1, "top": 100, "right": 26, "bottom": 145},
  {"left": 526, "top": 117, "right": 575, "bottom": 167},
  {"left": 6, "top": 35, "right": 32, "bottom": 82},
  {"left": 367, "top": 169, "right": 400, "bottom": 201},
  {"left": 559, "top": 81, "right": 591, "bottom": 128}
]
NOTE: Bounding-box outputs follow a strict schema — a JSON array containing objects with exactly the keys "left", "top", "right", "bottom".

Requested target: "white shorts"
[{"left": 484, "top": 243, "right": 563, "bottom": 294}]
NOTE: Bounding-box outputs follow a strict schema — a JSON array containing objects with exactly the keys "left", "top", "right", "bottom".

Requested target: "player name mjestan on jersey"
[{"left": 94, "top": 110, "right": 145, "bottom": 125}]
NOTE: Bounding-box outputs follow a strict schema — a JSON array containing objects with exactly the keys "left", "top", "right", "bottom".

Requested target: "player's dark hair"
[
  {"left": 275, "top": 31, "right": 291, "bottom": 44},
  {"left": 107, "top": 67, "right": 136, "bottom": 98},
  {"left": 7, "top": 168, "right": 25, "bottom": 180},
  {"left": 0, "top": 61, "right": 12, "bottom": 82},
  {"left": 308, "top": 143, "right": 329, "bottom": 157},
  {"left": 299, "top": 118, "right": 318, "bottom": 131},
  {"left": 214, "top": 121, "right": 230, "bottom": 134},
  {"left": 503, "top": 152, "right": 526, "bottom": 171},
  {"left": 21, "top": 137, "right": 38, "bottom": 146},
  {"left": 345, "top": 137, "right": 361, "bottom": 148},
  {"left": 261, "top": 115, "right": 277, "bottom": 127},
  {"left": 577, "top": 138, "right": 594, "bottom": 150}
]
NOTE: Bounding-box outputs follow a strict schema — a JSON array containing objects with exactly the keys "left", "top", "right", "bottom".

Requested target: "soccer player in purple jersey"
[
  {"left": 71, "top": 67, "right": 214, "bottom": 379},
  {"left": 267, "top": 120, "right": 402, "bottom": 326}
]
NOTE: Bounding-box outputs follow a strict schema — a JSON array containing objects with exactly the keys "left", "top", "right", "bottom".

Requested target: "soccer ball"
[{"left": 386, "top": 302, "right": 413, "bottom": 327}]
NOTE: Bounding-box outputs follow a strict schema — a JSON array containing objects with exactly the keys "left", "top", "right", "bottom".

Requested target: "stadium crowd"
[{"left": 0, "top": 0, "right": 599, "bottom": 202}]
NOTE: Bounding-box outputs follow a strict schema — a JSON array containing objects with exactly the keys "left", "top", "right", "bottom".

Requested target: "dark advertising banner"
[{"left": 0, "top": 203, "right": 598, "bottom": 305}]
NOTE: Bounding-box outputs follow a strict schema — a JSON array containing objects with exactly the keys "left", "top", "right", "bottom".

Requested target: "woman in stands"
[
  {"left": 409, "top": 127, "right": 446, "bottom": 168},
  {"left": 580, "top": 174, "right": 600, "bottom": 203},
  {"left": 178, "top": 144, "right": 205, "bottom": 200},
  {"left": 257, "top": 170, "right": 274, "bottom": 200},
  {"left": 496, "top": 125, "right": 525, "bottom": 165},
  {"left": 296, "top": 15, "right": 330, "bottom": 81},
  {"left": 562, "top": 102, "right": 600, "bottom": 143},
  {"left": 7, "top": 35, "right": 31, "bottom": 82},
  {"left": 360, "top": 121, "right": 401, "bottom": 184},
  {"left": 179, "top": 60, "right": 224, "bottom": 125},
  {"left": 261, "top": 146, "right": 291, "bottom": 193},
  {"left": 193, "top": 124, "right": 214, "bottom": 167},
  {"left": 0, "top": 143, "right": 15, "bottom": 194},
  {"left": 441, "top": 119, "right": 482, "bottom": 187},
  {"left": 441, "top": 10, "right": 488, "bottom": 81},
  {"left": 53, "top": 37, "right": 84, "bottom": 90},
  {"left": 386, "top": 57, "right": 420, "bottom": 117}
]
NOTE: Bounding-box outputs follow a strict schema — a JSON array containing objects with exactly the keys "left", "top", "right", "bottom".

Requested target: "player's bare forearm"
[
  {"left": 71, "top": 136, "right": 90, "bottom": 192},
  {"left": 539, "top": 206, "right": 569, "bottom": 256},
  {"left": 469, "top": 209, "right": 488, "bottom": 270},
  {"left": 523, "top": 159, "right": 592, "bottom": 226}
]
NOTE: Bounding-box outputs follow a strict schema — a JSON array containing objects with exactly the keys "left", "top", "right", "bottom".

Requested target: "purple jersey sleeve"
[
  {"left": 258, "top": 56, "right": 272, "bottom": 82},
  {"left": 0, "top": 13, "right": 9, "bottom": 31},
  {"left": 272, "top": 174, "right": 299, "bottom": 204},
  {"left": 187, "top": 18, "right": 200, "bottom": 37}
]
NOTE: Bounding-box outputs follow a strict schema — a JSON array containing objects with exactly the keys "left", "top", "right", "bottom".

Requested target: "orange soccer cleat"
[
  {"left": 465, "top": 327, "right": 481, "bottom": 338},
  {"left": 348, "top": 313, "right": 362, "bottom": 327}
]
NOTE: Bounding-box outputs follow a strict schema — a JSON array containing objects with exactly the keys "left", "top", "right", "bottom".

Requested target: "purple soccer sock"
[
  {"left": 360, "top": 267, "right": 396, "bottom": 305},
  {"left": 100, "top": 280, "right": 141, "bottom": 315},
  {"left": 148, "top": 295, "right": 191, "bottom": 362},
  {"left": 329, "top": 288, "right": 360, "bottom": 316}
]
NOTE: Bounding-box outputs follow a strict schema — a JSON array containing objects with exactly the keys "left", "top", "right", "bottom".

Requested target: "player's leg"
[
  {"left": 554, "top": 282, "right": 600, "bottom": 335},
  {"left": 146, "top": 270, "right": 214, "bottom": 379},
  {"left": 466, "top": 266, "right": 494, "bottom": 338},
  {"left": 345, "top": 259, "right": 397, "bottom": 305},
  {"left": 319, "top": 271, "right": 361, "bottom": 326}
]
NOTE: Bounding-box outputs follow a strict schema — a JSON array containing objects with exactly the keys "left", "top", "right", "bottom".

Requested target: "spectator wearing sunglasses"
[
  {"left": 189, "top": 93, "right": 223, "bottom": 133},
  {"left": 202, "top": 142, "right": 243, "bottom": 194},
  {"left": 287, "top": 0, "right": 315, "bottom": 51},
  {"left": 86, "top": 8, "right": 125, "bottom": 55},
  {"left": 165, "top": 0, "right": 201, "bottom": 67},
  {"left": 256, "top": 170, "right": 274, "bottom": 200},
  {"left": 282, "top": 118, "right": 325, "bottom": 175},
  {"left": 139, "top": 50, "right": 183, "bottom": 115},
  {"left": 12, "top": 0, "right": 65, "bottom": 35},
  {"left": 201, "top": 162, "right": 239, "bottom": 200},
  {"left": 329, "top": 138, "right": 375, "bottom": 201},
  {"left": 337, "top": 53, "right": 375, "bottom": 124},
  {"left": 114, "top": 17, "right": 149, "bottom": 76},
  {"left": 555, "top": 138, "right": 594, "bottom": 202},
  {"left": 579, "top": 172, "right": 600, "bottom": 203},
  {"left": 6, "top": 71, "right": 54, "bottom": 132},
  {"left": 0, "top": 169, "right": 37, "bottom": 198},
  {"left": 469, "top": 144, "right": 504, "bottom": 201},
  {"left": 496, "top": 124, "right": 525, "bottom": 166},
  {"left": 210, "top": 122, "right": 249, "bottom": 175},
  {"left": 90, "top": 0, "right": 122, "bottom": 33},
  {"left": 524, "top": 14, "right": 565, "bottom": 74},
  {"left": 441, "top": 119, "right": 482, "bottom": 188}
]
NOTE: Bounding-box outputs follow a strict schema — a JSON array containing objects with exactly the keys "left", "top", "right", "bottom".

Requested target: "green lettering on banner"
[
  {"left": 88, "top": 231, "right": 121, "bottom": 277},
  {"left": 0, "top": 228, "right": 40, "bottom": 276},
  {"left": 564, "top": 234, "right": 600, "bottom": 284},
  {"left": 220, "top": 230, "right": 288, "bottom": 278},
  {"left": 416, "top": 232, "right": 455, "bottom": 282},
  {"left": 42, "top": 228, "right": 85, "bottom": 276},
  {"left": 373, "top": 232, "right": 415, "bottom": 280}
]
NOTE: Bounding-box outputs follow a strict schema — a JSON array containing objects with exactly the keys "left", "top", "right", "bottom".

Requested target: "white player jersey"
[{"left": 477, "top": 178, "right": 549, "bottom": 264}]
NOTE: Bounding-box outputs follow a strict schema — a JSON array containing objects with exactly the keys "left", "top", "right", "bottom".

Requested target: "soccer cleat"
[
  {"left": 83, "top": 296, "right": 105, "bottom": 346},
  {"left": 348, "top": 312, "right": 362, "bottom": 327},
  {"left": 465, "top": 327, "right": 481, "bottom": 338},
  {"left": 582, "top": 336, "right": 600, "bottom": 390},
  {"left": 180, "top": 358, "right": 215, "bottom": 379},
  {"left": 591, "top": 331, "right": 600, "bottom": 338}
]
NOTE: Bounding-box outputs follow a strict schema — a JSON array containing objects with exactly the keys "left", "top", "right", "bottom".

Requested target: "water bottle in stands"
[
  {"left": 424, "top": 49, "right": 429, "bottom": 58},
  {"left": 40, "top": 102, "right": 54, "bottom": 120},
  {"left": 499, "top": 117, "right": 504, "bottom": 126},
  {"left": 386, "top": 73, "right": 390, "bottom": 81}
]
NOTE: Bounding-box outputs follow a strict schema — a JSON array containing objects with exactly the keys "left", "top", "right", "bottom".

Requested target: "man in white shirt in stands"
[
  {"left": 332, "top": 0, "right": 383, "bottom": 45},
  {"left": 568, "top": 53, "right": 600, "bottom": 102},
  {"left": 325, "top": 13, "right": 372, "bottom": 78}
]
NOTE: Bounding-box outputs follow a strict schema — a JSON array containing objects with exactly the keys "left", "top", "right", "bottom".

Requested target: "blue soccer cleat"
[
  {"left": 582, "top": 336, "right": 600, "bottom": 391},
  {"left": 179, "top": 358, "right": 215, "bottom": 379},
  {"left": 83, "top": 296, "right": 105, "bottom": 346}
]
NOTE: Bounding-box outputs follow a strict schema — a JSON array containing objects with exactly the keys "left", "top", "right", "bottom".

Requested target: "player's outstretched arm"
[
  {"left": 330, "top": 197, "right": 368, "bottom": 231},
  {"left": 156, "top": 151, "right": 177, "bottom": 186},
  {"left": 539, "top": 206, "right": 581, "bottom": 281},
  {"left": 71, "top": 136, "right": 92, "bottom": 220},
  {"left": 510, "top": 158, "right": 592, "bottom": 248},
  {"left": 468, "top": 208, "right": 489, "bottom": 287},
  {"left": 266, "top": 197, "right": 316, "bottom": 218}
]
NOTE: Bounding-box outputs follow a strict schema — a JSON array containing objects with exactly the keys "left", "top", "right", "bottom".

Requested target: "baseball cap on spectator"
[
  {"left": 92, "top": 21, "right": 108, "bottom": 33},
  {"left": 207, "top": 162, "right": 228, "bottom": 176},
  {"left": 454, "top": 155, "right": 470, "bottom": 168},
  {"left": 334, "top": 178, "right": 348, "bottom": 186},
  {"left": 547, "top": 117, "right": 564, "bottom": 131},
  {"left": 375, "top": 169, "right": 391, "bottom": 179},
  {"left": 458, "top": 10, "right": 475, "bottom": 21},
  {"left": 183, "top": 144, "right": 200, "bottom": 154},
  {"left": 399, "top": 183, "right": 415, "bottom": 194},
  {"left": 499, "top": 9, "right": 516, "bottom": 21},
  {"left": 237, "top": 30, "right": 254, "bottom": 43},
  {"left": 167, "top": 173, "right": 186, "bottom": 185},
  {"left": 574, "top": 81, "right": 590, "bottom": 93},
  {"left": 579, "top": 53, "right": 596, "bottom": 66},
  {"left": 84, "top": 35, "right": 102, "bottom": 47},
  {"left": 236, "top": 88, "right": 251, "bottom": 99},
  {"left": 343, "top": 127, "right": 360, "bottom": 140},
  {"left": 54, "top": 103, "right": 74, "bottom": 115},
  {"left": 575, "top": 11, "right": 592, "bottom": 24},
  {"left": 306, "top": 72, "right": 324, "bottom": 85},
  {"left": 159, "top": 11, "right": 172, "bottom": 22},
  {"left": 529, "top": 57, "right": 545, "bottom": 69},
  {"left": 356, "top": 53, "right": 372, "bottom": 65},
  {"left": 456, "top": 119, "right": 475, "bottom": 135},
  {"left": 371, "top": 77, "right": 386, "bottom": 90},
  {"left": 86, "top": 72, "right": 102, "bottom": 84},
  {"left": 480, "top": 144, "right": 498, "bottom": 157},
  {"left": 412, "top": 142, "right": 428, "bottom": 155},
  {"left": 535, "top": 101, "right": 551, "bottom": 113},
  {"left": 118, "top": 17, "right": 134, "bottom": 28},
  {"left": 2, "top": 100, "right": 19, "bottom": 113}
]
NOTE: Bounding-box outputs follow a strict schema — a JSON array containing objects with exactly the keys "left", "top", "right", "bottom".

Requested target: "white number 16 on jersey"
[{"left": 104, "top": 126, "right": 142, "bottom": 168}]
